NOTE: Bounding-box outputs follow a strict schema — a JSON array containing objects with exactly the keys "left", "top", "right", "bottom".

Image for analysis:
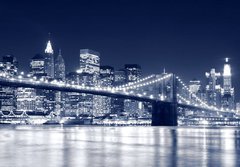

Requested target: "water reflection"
[{"left": 0, "top": 125, "right": 240, "bottom": 167}]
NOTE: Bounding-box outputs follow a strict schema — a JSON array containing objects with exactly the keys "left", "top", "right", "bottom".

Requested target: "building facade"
[
  {"left": 93, "top": 66, "right": 114, "bottom": 117},
  {"left": 0, "top": 55, "right": 18, "bottom": 115},
  {"left": 125, "top": 64, "right": 141, "bottom": 82},
  {"left": 44, "top": 40, "right": 54, "bottom": 78},
  {"left": 124, "top": 64, "right": 142, "bottom": 117},
  {"left": 205, "top": 68, "right": 222, "bottom": 108},
  {"left": 54, "top": 49, "right": 65, "bottom": 81},
  {"left": 76, "top": 49, "right": 101, "bottom": 117},
  {"left": 30, "top": 54, "right": 46, "bottom": 78},
  {"left": 221, "top": 58, "right": 234, "bottom": 110}
]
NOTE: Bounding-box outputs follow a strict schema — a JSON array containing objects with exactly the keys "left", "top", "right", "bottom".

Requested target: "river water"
[{"left": 0, "top": 125, "right": 240, "bottom": 167}]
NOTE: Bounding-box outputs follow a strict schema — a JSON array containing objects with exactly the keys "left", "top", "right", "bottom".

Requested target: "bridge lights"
[
  {"left": 201, "top": 120, "right": 209, "bottom": 125},
  {"left": 160, "top": 95, "right": 164, "bottom": 101}
]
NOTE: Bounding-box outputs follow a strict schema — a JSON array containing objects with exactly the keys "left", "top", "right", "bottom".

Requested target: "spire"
[
  {"left": 45, "top": 33, "right": 54, "bottom": 54},
  {"left": 45, "top": 40, "right": 54, "bottom": 54},
  {"left": 56, "top": 48, "right": 64, "bottom": 63},
  {"left": 59, "top": 49, "right": 61, "bottom": 56}
]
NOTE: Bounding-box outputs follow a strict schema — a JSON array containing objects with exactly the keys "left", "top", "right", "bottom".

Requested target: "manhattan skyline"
[{"left": 1, "top": 0, "right": 240, "bottom": 98}]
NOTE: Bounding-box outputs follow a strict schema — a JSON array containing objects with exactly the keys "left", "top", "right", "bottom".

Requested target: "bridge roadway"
[
  {"left": 0, "top": 77, "right": 158, "bottom": 102},
  {"left": 0, "top": 76, "right": 231, "bottom": 126}
]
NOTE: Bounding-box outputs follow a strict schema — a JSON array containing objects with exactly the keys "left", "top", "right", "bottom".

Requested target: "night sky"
[{"left": 1, "top": 0, "right": 240, "bottom": 99}]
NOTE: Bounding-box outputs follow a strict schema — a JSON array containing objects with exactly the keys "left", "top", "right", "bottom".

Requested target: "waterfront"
[{"left": 0, "top": 126, "right": 240, "bottom": 167}]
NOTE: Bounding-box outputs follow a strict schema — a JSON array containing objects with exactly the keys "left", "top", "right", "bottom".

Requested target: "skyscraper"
[
  {"left": 78, "top": 49, "right": 100, "bottom": 75},
  {"left": 30, "top": 54, "right": 46, "bottom": 78},
  {"left": 78, "top": 49, "right": 100, "bottom": 85},
  {"left": 189, "top": 79, "right": 201, "bottom": 102},
  {"left": 112, "top": 69, "right": 127, "bottom": 116},
  {"left": 2, "top": 55, "right": 18, "bottom": 77},
  {"left": 124, "top": 64, "right": 142, "bottom": 118},
  {"left": 125, "top": 64, "right": 141, "bottom": 82},
  {"left": 53, "top": 49, "right": 66, "bottom": 117},
  {"left": 189, "top": 79, "right": 201, "bottom": 94},
  {"left": 221, "top": 58, "right": 234, "bottom": 109},
  {"left": 77, "top": 49, "right": 100, "bottom": 117},
  {"left": 0, "top": 55, "right": 18, "bottom": 114},
  {"left": 93, "top": 66, "right": 114, "bottom": 117},
  {"left": 29, "top": 54, "right": 47, "bottom": 115},
  {"left": 99, "top": 66, "right": 114, "bottom": 86},
  {"left": 44, "top": 40, "right": 54, "bottom": 78},
  {"left": 65, "top": 72, "right": 81, "bottom": 117},
  {"left": 42, "top": 40, "right": 55, "bottom": 115},
  {"left": 114, "top": 69, "right": 127, "bottom": 86},
  {"left": 205, "top": 68, "right": 221, "bottom": 107},
  {"left": 54, "top": 49, "right": 65, "bottom": 81},
  {"left": 16, "top": 88, "right": 36, "bottom": 115}
]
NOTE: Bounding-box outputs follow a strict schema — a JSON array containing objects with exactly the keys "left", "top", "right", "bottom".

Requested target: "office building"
[
  {"left": 0, "top": 55, "right": 18, "bottom": 114},
  {"left": 54, "top": 49, "right": 65, "bottom": 81},
  {"left": 221, "top": 58, "right": 235, "bottom": 110},
  {"left": 205, "top": 68, "right": 222, "bottom": 107},
  {"left": 44, "top": 40, "right": 54, "bottom": 78},
  {"left": 93, "top": 66, "right": 114, "bottom": 117},
  {"left": 124, "top": 64, "right": 142, "bottom": 117},
  {"left": 30, "top": 54, "right": 46, "bottom": 78}
]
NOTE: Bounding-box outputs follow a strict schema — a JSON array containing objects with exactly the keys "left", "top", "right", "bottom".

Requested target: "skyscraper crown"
[
  {"left": 223, "top": 58, "right": 231, "bottom": 77},
  {"left": 45, "top": 40, "right": 54, "bottom": 54}
]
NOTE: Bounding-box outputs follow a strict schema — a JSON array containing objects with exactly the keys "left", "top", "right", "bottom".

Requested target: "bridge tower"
[{"left": 151, "top": 74, "right": 178, "bottom": 126}]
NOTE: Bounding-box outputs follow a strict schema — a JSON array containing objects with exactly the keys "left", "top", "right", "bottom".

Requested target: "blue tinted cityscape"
[
  {"left": 3, "top": 1, "right": 240, "bottom": 166},
  {"left": 0, "top": 38, "right": 238, "bottom": 126}
]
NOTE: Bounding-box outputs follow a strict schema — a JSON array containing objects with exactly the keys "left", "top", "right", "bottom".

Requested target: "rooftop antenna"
[
  {"left": 48, "top": 32, "right": 51, "bottom": 40},
  {"left": 225, "top": 57, "right": 229, "bottom": 63},
  {"left": 45, "top": 32, "right": 54, "bottom": 54}
]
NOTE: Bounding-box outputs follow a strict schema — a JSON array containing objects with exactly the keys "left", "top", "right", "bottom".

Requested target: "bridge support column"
[
  {"left": 151, "top": 73, "right": 178, "bottom": 126},
  {"left": 151, "top": 101, "right": 177, "bottom": 126}
]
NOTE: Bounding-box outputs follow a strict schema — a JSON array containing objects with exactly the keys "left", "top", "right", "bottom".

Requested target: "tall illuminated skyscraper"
[
  {"left": 223, "top": 58, "right": 232, "bottom": 94},
  {"left": 30, "top": 54, "right": 46, "bottom": 78},
  {"left": 16, "top": 88, "right": 36, "bottom": 115},
  {"left": 205, "top": 68, "right": 221, "bottom": 107},
  {"left": 93, "top": 66, "right": 114, "bottom": 117},
  {"left": 2, "top": 55, "right": 18, "bottom": 77},
  {"left": 124, "top": 64, "right": 142, "bottom": 118},
  {"left": 125, "top": 64, "right": 141, "bottom": 82},
  {"left": 0, "top": 55, "right": 18, "bottom": 114},
  {"left": 44, "top": 40, "right": 54, "bottom": 78},
  {"left": 76, "top": 49, "right": 100, "bottom": 117},
  {"left": 221, "top": 58, "right": 234, "bottom": 109},
  {"left": 43, "top": 39, "right": 55, "bottom": 115},
  {"left": 78, "top": 49, "right": 100, "bottom": 85},
  {"left": 54, "top": 49, "right": 66, "bottom": 117},
  {"left": 54, "top": 49, "right": 65, "bottom": 81}
]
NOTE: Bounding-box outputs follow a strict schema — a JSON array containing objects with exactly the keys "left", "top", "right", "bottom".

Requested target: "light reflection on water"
[{"left": 0, "top": 125, "right": 240, "bottom": 167}]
